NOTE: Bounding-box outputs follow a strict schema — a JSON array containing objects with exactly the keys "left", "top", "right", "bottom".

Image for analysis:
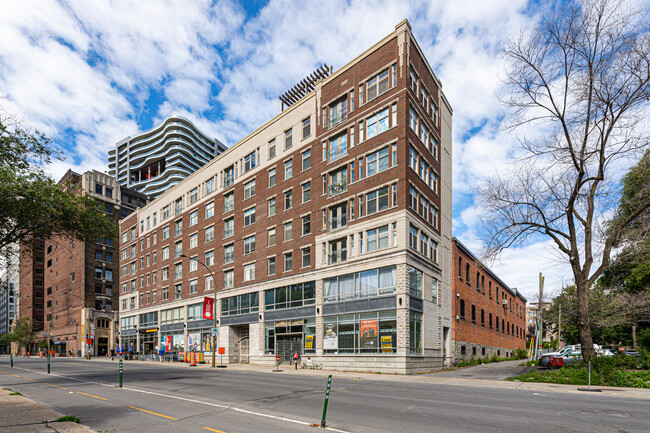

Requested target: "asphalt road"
[{"left": 1, "top": 357, "right": 649, "bottom": 433}]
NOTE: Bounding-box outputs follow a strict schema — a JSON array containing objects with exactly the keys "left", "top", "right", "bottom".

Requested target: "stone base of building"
[
  {"left": 249, "top": 354, "right": 448, "bottom": 374},
  {"left": 453, "top": 341, "right": 521, "bottom": 364}
]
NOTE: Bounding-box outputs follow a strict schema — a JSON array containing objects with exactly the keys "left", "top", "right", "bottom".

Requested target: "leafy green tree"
[
  {"left": 8, "top": 318, "right": 35, "bottom": 353},
  {"left": 0, "top": 111, "right": 117, "bottom": 259}
]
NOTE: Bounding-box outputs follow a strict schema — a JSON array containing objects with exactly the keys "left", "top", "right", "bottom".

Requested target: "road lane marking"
[
  {"left": 0, "top": 371, "right": 8, "bottom": 374},
  {"left": 204, "top": 428, "right": 227, "bottom": 433},
  {"left": 23, "top": 377, "right": 37, "bottom": 382},
  {"left": 68, "top": 363, "right": 87, "bottom": 366},
  {"left": 17, "top": 366, "right": 350, "bottom": 433},
  {"left": 76, "top": 391, "right": 107, "bottom": 401},
  {"left": 45, "top": 383, "right": 67, "bottom": 390},
  {"left": 129, "top": 406, "right": 177, "bottom": 420},
  {"left": 10, "top": 374, "right": 21, "bottom": 378}
]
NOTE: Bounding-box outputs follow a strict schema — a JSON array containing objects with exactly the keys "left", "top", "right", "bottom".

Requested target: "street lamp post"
[{"left": 180, "top": 254, "right": 217, "bottom": 367}]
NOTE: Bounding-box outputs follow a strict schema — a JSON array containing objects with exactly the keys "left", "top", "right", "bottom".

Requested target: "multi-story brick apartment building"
[
  {"left": 118, "top": 20, "right": 453, "bottom": 373},
  {"left": 452, "top": 238, "right": 527, "bottom": 361},
  {"left": 18, "top": 239, "right": 45, "bottom": 350},
  {"left": 19, "top": 170, "right": 147, "bottom": 356}
]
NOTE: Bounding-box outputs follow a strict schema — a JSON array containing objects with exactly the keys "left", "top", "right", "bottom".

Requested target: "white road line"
[{"left": 15, "top": 365, "right": 350, "bottom": 433}]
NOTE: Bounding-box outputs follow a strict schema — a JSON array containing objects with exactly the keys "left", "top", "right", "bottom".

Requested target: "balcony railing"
[
  {"left": 328, "top": 215, "right": 347, "bottom": 231},
  {"left": 328, "top": 249, "right": 347, "bottom": 265}
]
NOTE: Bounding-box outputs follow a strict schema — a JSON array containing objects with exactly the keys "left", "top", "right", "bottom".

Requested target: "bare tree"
[{"left": 480, "top": 0, "right": 650, "bottom": 361}]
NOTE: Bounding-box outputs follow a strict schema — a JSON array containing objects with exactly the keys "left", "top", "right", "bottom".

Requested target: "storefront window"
[
  {"left": 409, "top": 311, "right": 422, "bottom": 355},
  {"left": 139, "top": 311, "right": 158, "bottom": 328},
  {"left": 264, "top": 318, "right": 316, "bottom": 355},
  {"left": 324, "top": 266, "right": 396, "bottom": 302},
  {"left": 160, "top": 307, "right": 184, "bottom": 324},
  {"left": 323, "top": 311, "right": 396, "bottom": 354},
  {"left": 120, "top": 315, "right": 137, "bottom": 330},
  {"left": 161, "top": 332, "right": 184, "bottom": 353},
  {"left": 265, "top": 281, "right": 315, "bottom": 310}
]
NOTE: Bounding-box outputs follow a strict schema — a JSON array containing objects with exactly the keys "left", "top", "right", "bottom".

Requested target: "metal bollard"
[
  {"left": 320, "top": 375, "right": 332, "bottom": 428},
  {"left": 47, "top": 353, "right": 50, "bottom": 374},
  {"left": 10, "top": 353, "right": 13, "bottom": 367},
  {"left": 588, "top": 361, "right": 591, "bottom": 391},
  {"left": 119, "top": 359, "right": 123, "bottom": 388}
]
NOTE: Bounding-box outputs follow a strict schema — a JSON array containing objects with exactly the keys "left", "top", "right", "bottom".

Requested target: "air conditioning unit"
[{"left": 502, "top": 299, "right": 508, "bottom": 306}]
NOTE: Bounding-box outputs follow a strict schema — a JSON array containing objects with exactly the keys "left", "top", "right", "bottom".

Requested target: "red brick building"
[
  {"left": 452, "top": 238, "right": 526, "bottom": 361},
  {"left": 119, "top": 20, "right": 455, "bottom": 373}
]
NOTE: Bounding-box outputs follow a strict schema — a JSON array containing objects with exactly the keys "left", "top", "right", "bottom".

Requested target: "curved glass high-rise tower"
[{"left": 108, "top": 116, "right": 226, "bottom": 198}]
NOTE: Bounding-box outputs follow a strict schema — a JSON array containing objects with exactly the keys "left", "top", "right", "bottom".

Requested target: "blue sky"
[{"left": 0, "top": 0, "right": 570, "bottom": 300}]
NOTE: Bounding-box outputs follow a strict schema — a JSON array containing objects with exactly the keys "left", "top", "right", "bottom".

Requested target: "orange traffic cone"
[
  {"left": 189, "top": 351, "right": 197, "bottom": 367},
  {"left": 40, "top": 350, "right": 43, "bottom": 358}
]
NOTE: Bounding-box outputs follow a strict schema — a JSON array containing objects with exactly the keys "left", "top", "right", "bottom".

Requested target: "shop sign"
[
  {"left": 305, "top": 334, "right": 314, "bottom": 350},
  {"left": 187, "top": 333, "right": 200, "bottom": 351},
  {"left": 323, "top": 325, "right": 338, "bottom": 350},
  {"left": 360, "top": 319, "right": 378, "bottom": 349},
  {"left": 218, "top": 347, "right": 225, "bottom": 354},
  {"left": 165, "top": 336, "right": 172, "bottom": 351},
  {"left": 381, "top": 336, "right": 392, "bottom": 353}
]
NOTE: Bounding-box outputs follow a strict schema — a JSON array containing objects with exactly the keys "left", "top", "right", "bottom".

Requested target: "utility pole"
[
  {"left": 536, "top": 272, "right": 544, "bottom": 359},
  {"left": 558, "top": 303, "right": 562, "bottom": 350}
]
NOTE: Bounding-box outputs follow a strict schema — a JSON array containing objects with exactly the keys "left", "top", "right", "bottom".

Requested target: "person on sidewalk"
[
  {"left": 128, "top": 343, "right": 134, "bottom": 360},
  {"left": 158, "top": 346, "right": 165, "bottom": 362}
]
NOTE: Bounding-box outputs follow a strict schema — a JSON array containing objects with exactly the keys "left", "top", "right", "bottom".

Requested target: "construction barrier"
[
  {"left": 183, "top": 352, "right": 188, "bottom": 363},
  {"left": 189, "top": 351, "right": 197, "bottom": 367},
  {"left": 40, "top": 350, "right": 43, "bottom": 358},
  {"left": 199, "top": 352, "right": 204, "bottom": 363}
]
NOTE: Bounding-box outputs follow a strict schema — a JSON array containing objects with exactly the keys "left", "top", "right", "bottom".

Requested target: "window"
[
  {"left": 432, "top": 278, "right": 438, "bottom": 304},
  {"left": 268, "top": 139, "right": 276, "bottom": 159},
  {"left": 190, "top": 210, "right": 198, "bottom": 227},
  {"left": 268, "top": 168, "right": 276, "bottom": 187},
  {"left": 329, "top": 97, "right": 347, "bottom": 127},
  {"left": 244, "top": 179, "right": 256, "bottom": 199},
  {"left": 366, "top": 108, "right": 389, "bottom": 139},
  {"left": 285, "top": 128, "right": 293, "bottom": 149},
  {"left": 175, "top": 198, "right": 183, "bottom": 216},
  {"left": 162, "top": 287, "right": 169, "bottom": 300},
  {"left": 302, "top": 247, "right": 311, "bottom": 267},
  {"left": 409, "top": 67, "right": 418, "bottom": 92},
  {"left": 223, "top": 270, "right": 234, "bottom": 288},
  {"left": 284, "top": 221, "right": 293, "bottom": 241},
  {"left": 244, "top": 235, "right": 256, "bottom": 254},
  {"left": 284, "top": 159, "right": 293, "bottom": 179},
  {"left": 268, "top": 257, "right": 276, "bottom": 275},
  {"left": 267, "top": 227, "right": 276, "bottom": 246},
  {"left": 175, "top": 219, "right": 182, "bottom": 237},
  {"left": 205, "top": 201, "right": 214, "bottom": 219},
  {"left": 284, "top": 190, "right": 293, "bottom": 210},
  {"left": 223, "top": 218, "right": 234, "bottom": 238},
  {"left": 367, "top": 68, "right": 389, "bottom": 101},
  {"left": 410, "top": 311, "right": 422, "bottom": 355},
  {"left": 163, "top": 205, "right": 170, "bottom": 220},
  {"left": 243, "top": 263, "right": 255, "bottom": 281},
  {"left": 284, "top": 252, "right": 293, "bottom": 271},
  {"left": 222, "top": 193, "right": 234, "bottom": 215},
  {"left": 328, "top": 167, "right": 347, "bottom": 197},
  {"left": 324, "top": 266, "right": 396, "bottom": 302},
  {"left": 408, "top": 266, "right": 423, "bottom": 297},
  {"left": 460, "top": 299, "right": 465, "bottom": 318},
  {"left": 95, "top": 267, "right": 103, "bottom": 279},
  {"left": 221, "top": 292, "right": 259, "bottom": 316},
  {"left": 302, "top": 215, "right": 311, "bottom": 236},
  {"left": 189, "top": 279, "right": 198, "bottom": 294},
  {"left": 366, "top": 186, "right": 389, "bottom": 215},
  {"left": 409, "top": 106, "right": 418, "bottom": 132},
  {"left": 174, "top": 262, "right": 183, "bottom": 279},
  {"left": 224, "top": 165, "right": 234, "bottom": 187},
  {"left": 189, "top": 256, "right": 198, "bottom": 272},
  {"left": 95, "top": 183, "right": 102, "bottom": 194},
  {"left": 190, "top": 187, "right": 199, "bottom": 204},
  {"left": 366, "top": 147, "right": 389, "bottom": 177},
  {"left": 302, "top": 149, "right": 311, "bottom": 171},
  {"left": 163, "top": 225, "right": 169, "bottom": 240},
  {"left": 205, "top": 275, "right": 214, "bottom": 292},
  {"left": 206, "top": 177, "right": 215, "bottom": 194},
  {"left": 205, "top": 250, "right": 214, "bottom": 266},
  {"left": 223, "top": 244, "right": 234, "bottom": 264},
  {"left": 328, "top": 132, "right": 347, "bottom": 161},
  {"left": 302, "top": 181, "right": 311, "bottom": 203},
  {"left": 95, "top": 250, "right": 103, "bottom": 261},
  {"left": 302, "top": 117, "right": 311, "bottom": 138},
  {"left": 205, "top": 225, "right": 214, "bottom": 242},
  {"left": 367, "top": 225, "right": 389, "bottom": 252},
  {"left": 174, "top": 240, "right": 182, "bottom": 258},
  {"left": 244, "top": 207, "right": 256, "bottom": 226},
  {"left": 244, "top": 151, "right": 257, "bottom": 173},
  {"left": 174, "top": 283, "right": 182, "bottom": 299},
  {"left": 162, "top": 246, "right": 169, "bottom": 260},
  {"left": 268, "top": 197, "right": 276, "bottom": 216},
  {"left": 409, "top": 186, "right": 418, "bottom": 210}
]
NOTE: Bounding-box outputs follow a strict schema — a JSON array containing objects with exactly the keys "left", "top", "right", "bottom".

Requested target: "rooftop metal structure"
[{"left": 279, "top": 64, "right": 332, "bottom": 111}]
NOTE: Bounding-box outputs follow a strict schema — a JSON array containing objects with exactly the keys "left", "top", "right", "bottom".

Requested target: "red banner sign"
[
  {"left": 165, "top": 335, "right": 172, "bottom": 351},
  {"left": 203, "top": 297, "right": 214, "bottom": 320},
  {"left": 218, "top": 347, "right": 225, "bottom": 355}
]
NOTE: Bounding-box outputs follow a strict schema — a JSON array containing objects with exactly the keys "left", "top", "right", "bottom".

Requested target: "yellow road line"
[
  {"left": 23, "top": 377, "right": 37, "bottom": 382},
  {"left": 76, "top": 391, "right": 107, "bottom": 401},
  {"left": 10, "top": 374, "right": 20, "bottom": 378},
  {"left": 204, "top": 428, "right": 227, "bottom": 433},
  {"left": 129, "top": 406, "right": 177, "bottom": 420},
  {"left": 45, "top": 383, "right": 67, "bottom": 390},
  {"left": 68, "top": 363, "right": 87, "bottom": 366},
  {"left": 0, "top": 371, "right": 7, "bottom": 374}
]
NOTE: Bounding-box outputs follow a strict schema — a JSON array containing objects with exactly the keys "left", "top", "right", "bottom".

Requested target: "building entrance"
[
  {"left": 233, "top": 326, "right": 249, "bottom": 364},
  {"left": 97, "top": 338, "right": 108, "bottom": 357}
]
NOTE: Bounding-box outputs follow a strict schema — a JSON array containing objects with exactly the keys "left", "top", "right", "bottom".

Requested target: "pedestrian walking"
[
  {"left": 158, "top": 346, "right": 165, "bottom": 362},
  {"left": 128, "top": 343, "right": 134, "bottom": 360}
]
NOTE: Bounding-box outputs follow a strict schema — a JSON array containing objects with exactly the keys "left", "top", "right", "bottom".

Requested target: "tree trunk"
[
  {"left": 575, "top": 277, "right": 596, "bottom": 361},
  {"left": 632, "top": 323, "right": 637, "bottom": 349}
]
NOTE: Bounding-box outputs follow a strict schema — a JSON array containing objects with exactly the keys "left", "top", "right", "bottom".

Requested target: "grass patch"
[
  {"left": 9, "top": 391, "right": 22, "bottom": 395},
  {"left": 456, "top": 348, "right": 529, "bottom": 368},
  {"left": 50, "top": 415, "right": 81, "bottom": 423},
  {"left": 3, "top": 387, "right": 12, "bottom": 391}
]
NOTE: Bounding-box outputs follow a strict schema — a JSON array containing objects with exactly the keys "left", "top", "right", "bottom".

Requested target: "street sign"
[{"left": 211, "top": 327, "right": 219, "bottom": 336}]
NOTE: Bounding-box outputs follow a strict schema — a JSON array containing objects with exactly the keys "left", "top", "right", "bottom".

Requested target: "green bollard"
[
  {"left": 10, "top": 353, "right": 13, "bottom": 367},
  {"left": 320, "top": 375, "right": 332, "bottom": 428},
  {"left": 119, "top": 359, "right": 123, "bottom": 388},
  {"left": 47, "top": 353, "right": 50, "bottom": 374}
]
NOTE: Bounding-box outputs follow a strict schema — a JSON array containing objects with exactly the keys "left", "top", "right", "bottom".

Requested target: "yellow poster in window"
[
  {"left": 381, "top": 335, "right": 392, "bottom": 353},
  {"left": 305, "top": 334, "right": 314, "bottom": 350}
]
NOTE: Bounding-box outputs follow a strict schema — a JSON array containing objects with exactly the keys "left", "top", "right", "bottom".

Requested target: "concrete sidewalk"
[
  {"left": 84, "top": 357, "right": 650, "bottom": 399},
  {"left": 0, "top": 388, "right": 95, "bottom": 433}
]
